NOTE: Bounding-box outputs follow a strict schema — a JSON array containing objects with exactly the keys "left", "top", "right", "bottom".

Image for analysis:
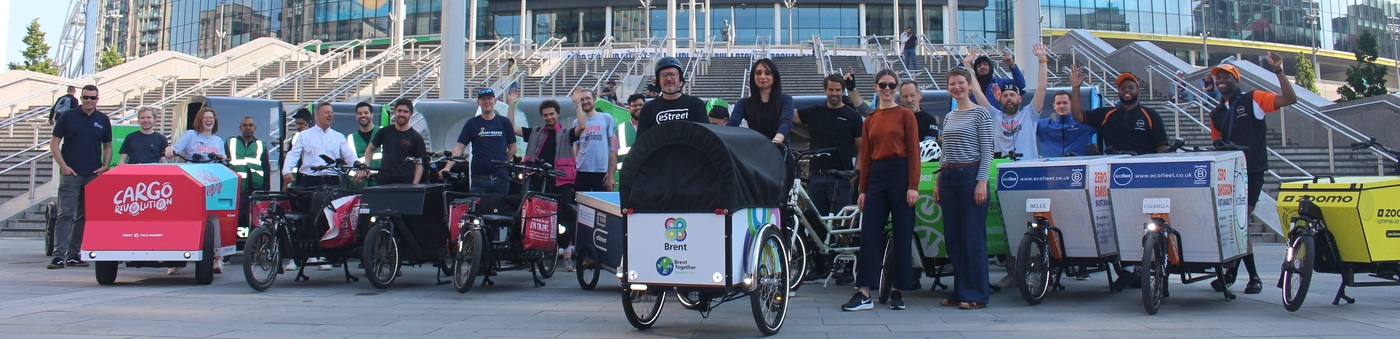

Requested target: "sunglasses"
[
  {"left": 878, "top": 82, "right": 898, "bottom": 90},
  {"left": 81, "top": 96, "right": 99, "bottom": 100}
]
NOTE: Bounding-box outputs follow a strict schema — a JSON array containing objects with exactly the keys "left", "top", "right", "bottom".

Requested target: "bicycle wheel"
[
  {"left": 538, "top": 245, "right": 559, "bottom": 279},
  {"left": 622, "top": 288, "right": 665, "bottom": 330},
  {"left": 785, "top": 227, "right": 808, "bottom": 293},
  {"left": 194, "top": 218, "right": 215, "bottom": 285},
  {"left": 452, "top": 227, "right": 484, "bottom": 294},
  {"left": 1282, "top": 233, "right": 1315, "bottom": 312},
  {"left": 751, "top": 225, "right": 789, "bottom": 336},
  {"left": 242, "top": 226, "right": 280, "bottom": 291},
  {"left": 575, "top": 246, "right": 600, "bottom": 290},
  {"left": 1141, "top": 232, "right": 1167, "bottom": 315},
  {"left": 363, "top": 222, "right": 400, "bottom": 289},
  {"left": 878, "top": 236, "right": 895, "bottom": 304},
  {"left": 1017, "top": 233, "right": 1052, "bottom": 305},
  {"left": 95, "top": 261, "right": 118, "bottom": 285}
]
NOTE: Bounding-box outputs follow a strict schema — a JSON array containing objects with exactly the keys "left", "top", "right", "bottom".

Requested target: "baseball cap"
[
  {"left": 1210, "top": 64, "right": 1241, "bottom": 80},
  {"left": 1115, "top": 73, "right": 1139, "bottom": 87},
  {"left": 477, "top": 88, "right": 495, "bottom": 99},
  {"left": 1000, "top": 84, "right": 1025, "bottom": 96}
]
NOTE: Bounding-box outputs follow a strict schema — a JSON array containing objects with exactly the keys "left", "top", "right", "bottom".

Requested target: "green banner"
[
  {"left": 913, "top": 159, "right": 1011, "bottom": 258},
  {"left": 108, "top": 124, "right": 143, "bottom": 168}
]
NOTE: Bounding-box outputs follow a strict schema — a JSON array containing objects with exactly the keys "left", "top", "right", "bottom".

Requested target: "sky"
[{"left": 3, "top": 1, "right": 69, "bottom": 72}]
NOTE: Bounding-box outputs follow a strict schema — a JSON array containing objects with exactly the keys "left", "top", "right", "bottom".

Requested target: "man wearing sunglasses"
[{"left": 48, "top": 85, "right": 112, "bottom": 269}]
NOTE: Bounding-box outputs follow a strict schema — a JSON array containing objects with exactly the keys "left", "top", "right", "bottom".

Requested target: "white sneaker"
[
  {"left": 316, "top": 257, "right": 332, "bottom": 271},
  {"left": 283, "top": 260, "right": 299, "bottom": 271},
  {"left": 167, "top": 267, "right": 181, "bottom": 275}
]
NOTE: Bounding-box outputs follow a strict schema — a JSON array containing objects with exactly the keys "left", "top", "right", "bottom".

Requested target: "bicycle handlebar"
[
  {"left": 175, "top": 152, "right": 229, "bottom": 165},
  {"left": 492, "top": 159, "right": 565, "bottom": 178}
]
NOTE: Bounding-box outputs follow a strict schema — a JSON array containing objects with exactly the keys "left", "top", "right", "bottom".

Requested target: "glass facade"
[{"left": 122, "top": 0, "right": 1400, "bottom": 63}]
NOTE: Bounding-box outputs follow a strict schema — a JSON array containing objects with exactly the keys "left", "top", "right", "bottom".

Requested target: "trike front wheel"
[
  {"left": 363, "top": 222, "right": 400, "bottom": 289},
  {"left": 1282, "top": 233, "right": 1315, "bottom": 312},
  {"left": 1017, "top": 233, "right": 1052, "bottom": 305},
  {"left": 751, "top": 225, "right": 789, "bottom": 335},
  {"left": 242, "top": 226, "right": 280, "bottom": 291},
  {"left": 575, "top": 246, "right": 600, "bottom": 290},
  {"left": 1141, "top": 232, "right": 1167, "bottom": 315},
  {"left": 452, "top": 227, "right": 484, "bottom": 294},
  {"left": 622, "top": 287, "right": 665, "bottom": 330}
]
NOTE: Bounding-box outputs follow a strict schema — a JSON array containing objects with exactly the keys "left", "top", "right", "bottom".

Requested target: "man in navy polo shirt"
[
  {"left": 48, "top": 85, "right": 113, "bottom": 269},
  {"left": 442, "top": 88, "right": 517, "bottom": 194}
]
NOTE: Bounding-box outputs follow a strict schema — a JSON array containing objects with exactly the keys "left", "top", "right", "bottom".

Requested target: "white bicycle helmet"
[{"left": 919, "top": 139, "right": 941, "bottom": 162}]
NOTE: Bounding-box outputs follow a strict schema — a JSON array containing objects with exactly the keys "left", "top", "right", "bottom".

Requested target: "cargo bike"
[
  {"left": 448, "top": 159, "right": 563, "bottom": 293},
  {"left": 82, "top": 154, "right": 240, "bottom": 285},
  {"left": 242, "top": 156, "right": 372, "bottom": 291},
  {"left": 997, "top": 155, "right": 1129, "bottom": 305},
  {"left": 618, "top": 123, "right": 791, "bottom": 336},
  {"left": 1276, "top": 137, "right": 1400, "bottom": 311},
  {"left": 1107, "top": 148, "right": 1251, "bottom": 315}
]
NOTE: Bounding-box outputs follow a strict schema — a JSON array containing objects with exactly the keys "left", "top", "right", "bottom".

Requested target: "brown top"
[{"left": 858, "top": 106, "right": 921, "bottom": 192}]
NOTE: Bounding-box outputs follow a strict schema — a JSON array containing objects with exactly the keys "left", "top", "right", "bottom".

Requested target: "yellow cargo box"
[{"left": 1276, "top": 177, "right": 1400, "bottom": 263}]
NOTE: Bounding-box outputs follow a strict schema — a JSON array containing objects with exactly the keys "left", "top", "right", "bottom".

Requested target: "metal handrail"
[
  {"left": 1144, "top": 65, "right": 1219, "bottom": 109},
  {"left": 1159, "top": 101, "right": 1313, "bottom": 181},
  {"left": 385, "top": 58, "right": 442, "bottom": 105},
  {"left": 313, "top": 71, "right": 379, "bottom": 104},
  {"left": 0, "top": 107, "right": 50, "bottom": 131},
  {"left": 740, "top": 53, "right": 756, "bottom": 98},
  {"left": 0, "top": 76, "right": 93, "bottom": 116},
  {"left": 257, "top": 73, "right": 308, "bottom": 100},
  {"left": 536, "top": 52, "right": 576, "bottom": 89},
  {"left": 121, "top": 39, "right": 323, "bottom": 101},
  {"left": 246, "top": 39, "right": 368, "bottom": 98}
]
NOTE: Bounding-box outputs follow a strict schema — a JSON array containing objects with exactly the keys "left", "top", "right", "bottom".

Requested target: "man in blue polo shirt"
[
  {"left": 48, "top": 85, "right": 113, "bottom": 269},
  {"left": 442, "top": 88, "right": 517, "bottom": 194}
]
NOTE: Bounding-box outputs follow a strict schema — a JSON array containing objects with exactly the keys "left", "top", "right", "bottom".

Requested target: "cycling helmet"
[
  {"left": 654, "top": 56, "right": 684, "bottom": 85},
  {"left": 919, "top": 139, "right": 941, "bottom": 162}
]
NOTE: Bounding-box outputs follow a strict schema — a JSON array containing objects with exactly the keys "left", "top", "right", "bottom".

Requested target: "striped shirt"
[{"left": 940, "top": 106, "right": 994, "bottom": 181}]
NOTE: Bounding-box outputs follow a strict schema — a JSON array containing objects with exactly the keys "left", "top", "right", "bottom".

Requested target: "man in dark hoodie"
[{"left": 971, "top": 53, "right": 1027, "bottom": 112}]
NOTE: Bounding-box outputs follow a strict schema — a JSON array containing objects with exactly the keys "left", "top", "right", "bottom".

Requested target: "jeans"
[
  {"left": 807, "top": 173, "right": 853, "bottom": 217},
  {"left": 53, "top": 174, "right": 97, "bottom": 260},
  {"left": 856, "top": 158, "right": 915, "bottom": 291},
  {"left": 903, "top": 48, "right": 919, "bottom": 69},
  {"left": 471, "top": 175, "right": 509, "bottom": 195},
  {"left": 938, "top": 164, "right": 991, "bottom": 303}
]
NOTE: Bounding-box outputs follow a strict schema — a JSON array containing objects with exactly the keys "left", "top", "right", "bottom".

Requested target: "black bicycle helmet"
[{"left": 654, "top": 56, "right": 684, "bottom": 85}]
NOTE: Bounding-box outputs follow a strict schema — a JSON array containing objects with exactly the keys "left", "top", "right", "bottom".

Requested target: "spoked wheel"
[
  {"left": 622, "top": 287, "right": 665, "bottom": 330},
  {"left": 676, "top": 291, "right": 706, "bottom": 310},
  {"left": 751, "top": 225, "right": 790, "bottom": 336},
  {"left": 1141, "top": 232, "right": 1168, "bottom": 315},
  {"left": 537, "top": 245, "right": 558, "bottom": 279},
  {"left": 452, "top": 227, "right": 484, "bottom": 294},
  {"left": 575, "top": 246, "right": 600, "bottom": 291},
  {"left": 242, "top": 226, "right": 280, "bottom": 291},
  {"left": 1281, "top": 234, "right": 1315, "bottom": 312},
  {"left": 877, "top": 236, "right": 895, "bottom": 304},
  {"left": 1017, "top": 234, "right": 1053, "bottom": 305},
  {"left": 363, "top": 223, "right": 400, "bottom": 289},
  {"left": 194, "top": 218, "right": 216, "bottom": 285},
  {"left": 784, "top": 226, "right": 808, "bottom": 293},
  {"left": 95, "top": 261, "right": 118, "bottom": 285}
]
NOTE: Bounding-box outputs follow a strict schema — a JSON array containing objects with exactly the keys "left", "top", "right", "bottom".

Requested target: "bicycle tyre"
[
  {"left": 452, "top": 227, "right": 483, "bottom": 294},
  {"left": 751, "top": 225, "right": 789, "bottom": 336},
  {"left": 242, "top": 226, "right": 280, "bottom": 291},
  {"left": 1017, "top": 233, "right": 1052, "bottom": 305},
  {"left": 1282, "top": 233, "right": 1315, "bottom": 312},
  {"left": 1141, "top": 232, "right": 1166, "bottom": 315},
  {"left": 363, "top": 222, "right": 399, "bottom": 289}
]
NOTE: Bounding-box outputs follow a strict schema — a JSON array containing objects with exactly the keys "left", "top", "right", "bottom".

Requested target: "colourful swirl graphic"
[{"left": 664, "top": 217, "right": 687, "bottom": 242}]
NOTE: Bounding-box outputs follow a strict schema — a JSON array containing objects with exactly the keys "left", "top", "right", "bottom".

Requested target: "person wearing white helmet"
[{"left": 637, "top": 56, "right": 708, "bottom": 135}]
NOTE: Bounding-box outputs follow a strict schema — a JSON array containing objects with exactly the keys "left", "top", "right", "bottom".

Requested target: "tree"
[
  {"left": 1338, "top": 30, "right": 1390, "bottom": 102},
  {"left": 1295, "top": 52, "right": 1317, "bottom": 94},
  {"left": 6, "top": 19, "right": 59, "bottom": 75},
  {"left": 97, "top": 45, "right": 125, "bottom": 71}
]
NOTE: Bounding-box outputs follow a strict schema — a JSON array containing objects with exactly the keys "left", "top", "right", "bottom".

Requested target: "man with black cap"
[
  {"left": 989, "top": 43, "right": 1050, "bottom": 161},
  {"left": 1207, "top": 51, "right": 1297, "bottom": 295},
  {"left": 442, "top": 88, "right": 517, "bottom": 194},
  {"left": 637, "top": 56, "right": 708, "bottom": 135},
  {"left": 1069, "top": 64, "right": 1169, "bottom": 155},
  {"left": 972, "top": 52, "right": 1027, "bottom": 112}
]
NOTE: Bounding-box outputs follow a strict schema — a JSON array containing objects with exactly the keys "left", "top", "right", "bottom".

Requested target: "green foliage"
[
  {"left": 6, "top": 19, "right": 59, "bottom": 75},
  {"left": 1295, "top": 52, "right": 1317, "bottom": 94},
  {"left": 97, "top": 45, "right": 125, "bottom": 71},
  {"left": 1338, "top": 31, "right": 1390, "bottom": 102}
]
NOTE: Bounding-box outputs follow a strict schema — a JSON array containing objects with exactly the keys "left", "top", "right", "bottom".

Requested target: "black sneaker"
[
  {"left": 841, "top": 291, "right": 873, "bottom": 311},
  {"left": 1244, "top": 277, "right": 1263, "bottom": 294},
  {"left": 46, "top": 257, "right": 64, "bottom": 269},
  {"left": 65, "top": 259, "right": 89, "bottom": 268},
  {"left": 889, "top": 290, "right": 906, "bottom": 310}
]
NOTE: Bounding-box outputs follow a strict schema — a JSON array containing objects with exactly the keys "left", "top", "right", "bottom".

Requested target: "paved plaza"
[{"left": 2, "top": 238, "right": 1398, "bottom": 338}]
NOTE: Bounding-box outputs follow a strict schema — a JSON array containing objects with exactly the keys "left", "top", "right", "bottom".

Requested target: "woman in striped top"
[
  {"left": 934, "top": 54, "right": 997, "bottom": 310},
  {"left": 839, "top": 69, "right": 921, "bottom": 312}
]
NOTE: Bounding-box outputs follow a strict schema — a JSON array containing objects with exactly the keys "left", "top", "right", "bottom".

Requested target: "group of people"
[{"left": 43, "top": 41, "right": 1301, "bottom": 311}]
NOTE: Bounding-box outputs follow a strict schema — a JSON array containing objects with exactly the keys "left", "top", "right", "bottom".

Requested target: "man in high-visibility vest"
[
  {"left": 228, "top": 117, "right": 271, "bottom": 240},
  {"left": 347, "top": 102, "right": 382, "bottom": 189}
]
